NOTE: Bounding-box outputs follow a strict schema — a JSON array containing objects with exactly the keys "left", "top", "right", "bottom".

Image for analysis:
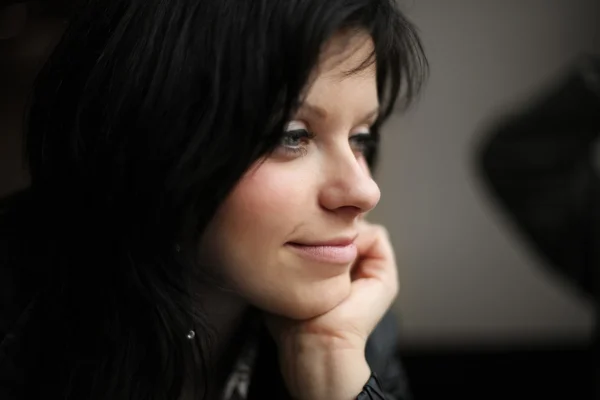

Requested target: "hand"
[{"left": 265, "top": 221, "right": 400, "bottom": 400}]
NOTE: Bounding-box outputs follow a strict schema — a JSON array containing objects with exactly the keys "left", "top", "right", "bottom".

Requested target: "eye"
[
  {"left": 276, "top": 121, "right": 315, "bottom": 157},
  {"left": 350, "top": 131, "right": 376, "bottom": 156}
]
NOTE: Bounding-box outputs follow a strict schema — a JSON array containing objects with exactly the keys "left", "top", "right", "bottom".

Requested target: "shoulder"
[
  {"left": 365, "top": 310, "right": 400, "bottom": 372},
  {"left": 365, "top": 310, "right": 412, "bottom": 400}
]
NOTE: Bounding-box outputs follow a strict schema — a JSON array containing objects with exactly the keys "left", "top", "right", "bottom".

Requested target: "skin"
[{"left": 201, "top": 31, "right": 399, "bottom": 399}]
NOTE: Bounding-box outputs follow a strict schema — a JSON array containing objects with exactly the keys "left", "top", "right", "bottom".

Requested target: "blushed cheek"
[{"left": 224, "top": 162, "right": 310, "bottom": 241}]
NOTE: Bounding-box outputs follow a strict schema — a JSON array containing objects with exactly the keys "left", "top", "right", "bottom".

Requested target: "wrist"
[{"left": 278, "top": 337, "right": 371, "bottom": 400}]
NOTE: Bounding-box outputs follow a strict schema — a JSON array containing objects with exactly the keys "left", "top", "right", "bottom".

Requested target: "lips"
[{"left": 286, "top": 236, "right": 358, "bottom": 265}]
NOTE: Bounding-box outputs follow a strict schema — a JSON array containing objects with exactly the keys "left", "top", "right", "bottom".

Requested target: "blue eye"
[
  {"left": 281, "top": 129, "right": 312, "bottom": 148},
  {"left": 277, "top": 122, "right": 315, "bottom": 157}
]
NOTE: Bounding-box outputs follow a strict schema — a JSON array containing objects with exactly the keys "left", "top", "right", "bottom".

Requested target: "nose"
[{"left": 318, "top": 151, "right": 381, "bottom": 215}]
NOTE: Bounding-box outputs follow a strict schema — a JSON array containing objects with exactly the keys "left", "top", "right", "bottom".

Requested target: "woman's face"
[{"left": 200, "top": 33, "right": 381, "bottom": 319}]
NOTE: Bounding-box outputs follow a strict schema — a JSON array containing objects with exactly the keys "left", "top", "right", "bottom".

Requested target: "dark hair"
[{"left": 15, "top": 0, "right": 427, "bottom": 398}]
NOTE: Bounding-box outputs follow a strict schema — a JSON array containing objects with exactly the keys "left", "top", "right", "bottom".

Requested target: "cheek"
[
  {"left": 226, "top": 163, "right": 310, "bottom": 238},
  {"left": 201, "top": 160, "right": 350, "bottom": 319},
  {"left": 203, "top": 161, "right": 314, "bottom": 275}
]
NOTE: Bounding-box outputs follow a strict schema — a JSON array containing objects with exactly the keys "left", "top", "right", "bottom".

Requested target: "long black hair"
[{"left": 7, "top": 0, "right": 427, "bottom": 398}]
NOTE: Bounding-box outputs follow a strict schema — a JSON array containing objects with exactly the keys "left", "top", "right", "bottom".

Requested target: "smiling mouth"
[{"left": 286, "top": 242, "right": 358, "bottom": 265}]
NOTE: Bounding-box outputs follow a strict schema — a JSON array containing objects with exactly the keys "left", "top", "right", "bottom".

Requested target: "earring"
[{"left": 186, "top": 329, "right": 196, "bottom": 340}]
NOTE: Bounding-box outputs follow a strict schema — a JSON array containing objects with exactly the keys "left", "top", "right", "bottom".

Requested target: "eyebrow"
[{"left": 298, "top": 102, "right": 380, "bottom": 124}]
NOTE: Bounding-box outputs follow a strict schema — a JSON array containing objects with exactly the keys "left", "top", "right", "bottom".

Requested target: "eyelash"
[
  {"left": 278, "top": 128, "right": 376, "bottom": 157},
  {"left": 279, "top": 129, "right": 315, "bottom": 157}
]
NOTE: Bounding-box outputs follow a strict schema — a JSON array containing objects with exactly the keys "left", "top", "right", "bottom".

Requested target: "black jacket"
[{"left": 0, "top": 192, "right": 411, "bottom": 400}]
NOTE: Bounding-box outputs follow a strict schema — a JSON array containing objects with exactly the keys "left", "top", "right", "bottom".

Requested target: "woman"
[{"left": 0, "top": 0, "right": 427, "bottom": 399}]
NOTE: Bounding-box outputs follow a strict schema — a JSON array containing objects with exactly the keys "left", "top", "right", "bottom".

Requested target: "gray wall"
[{"left": 374, "top": 0, "right": 599, "bottom": 346}]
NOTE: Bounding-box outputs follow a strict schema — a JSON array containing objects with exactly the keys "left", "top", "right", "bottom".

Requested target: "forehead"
[
  {"left": 316, "top": 30, "right": 376, "bottom": 82},
  {"left": 301, "top": 31, "right": 378, "bottom": 111}
]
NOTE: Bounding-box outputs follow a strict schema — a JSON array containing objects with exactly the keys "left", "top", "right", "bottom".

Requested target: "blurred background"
[
  {"left": 370, "top": 0, "right": 599, "bottom": 399},
  {"left": 1, "top": 0, "right": 599, "bottom": 399},
  {"left": 375, "top": 0, "right": 597, "bottom": 347}
]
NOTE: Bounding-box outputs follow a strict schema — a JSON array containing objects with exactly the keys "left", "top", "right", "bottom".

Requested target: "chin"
[{"left": 258, "top": 275, "right": 352, "bottom": 320}]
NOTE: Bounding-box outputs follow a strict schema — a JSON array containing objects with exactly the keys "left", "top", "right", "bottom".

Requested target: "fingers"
[{"left": 353, "top": 222, "right": 398, "bottom": 286}]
